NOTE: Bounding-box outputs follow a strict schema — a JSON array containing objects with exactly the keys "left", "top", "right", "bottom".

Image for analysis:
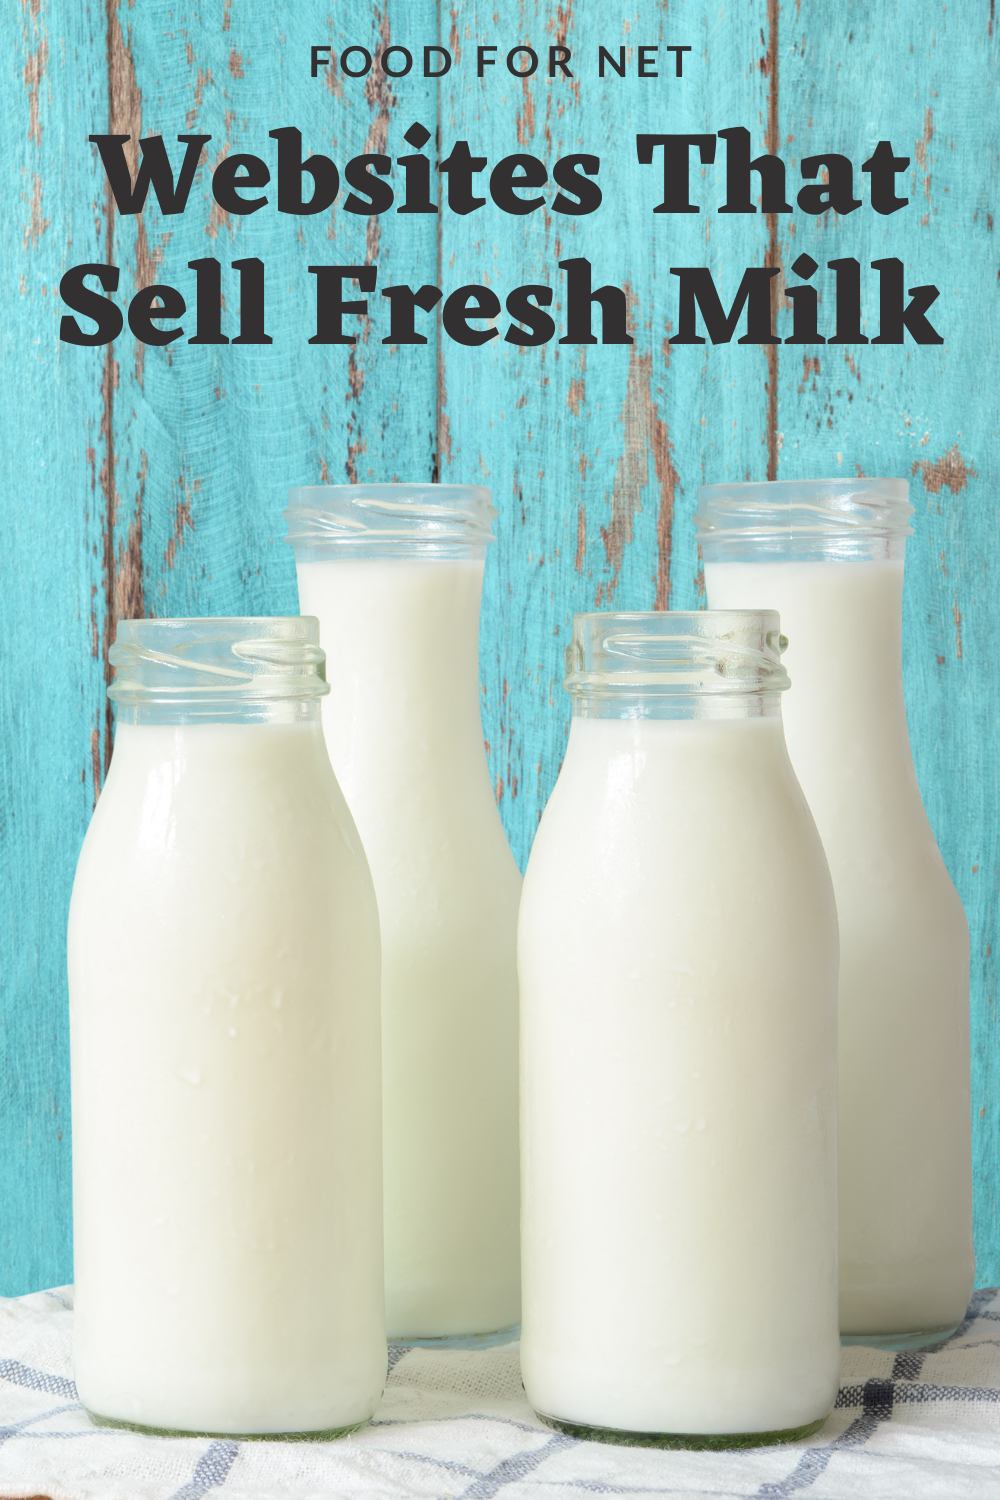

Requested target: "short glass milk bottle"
[
  {"left": 519, "top": 611, "right": 840, "bottom": 1448},
  {"left": 697, "top": 480, "right": 973, "bottom": 1348},
  {"left": 286, "top": 485, "right": 521, "bottom": 1344},
  {"left": 68, "top": 618, "right": 385, "bottom": 1438}
]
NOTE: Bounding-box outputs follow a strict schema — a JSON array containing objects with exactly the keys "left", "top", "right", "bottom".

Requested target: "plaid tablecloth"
[{"left": 3, "top": 1285, "right": 1000, "bottom": 1499}]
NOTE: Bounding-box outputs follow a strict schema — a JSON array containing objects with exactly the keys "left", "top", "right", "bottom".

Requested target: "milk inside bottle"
[
  {"left": 68, "top": 618, "right": 385, "bottom": 1437},
  {"left": 698, "top": 479, "right": 973, "bottom": 1346},
  {"left": 286, "top": 485, "right": 521, "bottom": 1343},
  {"left": 519, "top": 610, "right": 840, "bottom": 1445}
]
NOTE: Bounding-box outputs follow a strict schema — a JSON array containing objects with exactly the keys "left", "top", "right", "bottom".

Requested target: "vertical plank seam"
[
  {"left": 98, "top": 1, "right": 119, "bottom": 792},
  {"left": 434, "top": 0, "right": 446, "bottom": 480},
  {"left": 98, "top": 0, "right": 148, "bottom": 796},
  {"left": 345, "top": 6, "right": 395, "bottom": 481},
  {"left": 765, "top": 0, "right": 781, "bottom": 481}
]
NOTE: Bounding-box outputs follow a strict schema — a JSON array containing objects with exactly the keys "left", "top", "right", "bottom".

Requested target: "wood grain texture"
[
  {"left": 2, "top": 0, "right": 104, "bottom": 1296},
  {"left": 1, "top": 0, "right": 997, "bottom": 1293}
]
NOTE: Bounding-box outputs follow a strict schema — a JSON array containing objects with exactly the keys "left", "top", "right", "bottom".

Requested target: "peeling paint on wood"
[
  {"left": 914, "top": 446, "right": 978, "bottom": 495},
  {"left": 22, "top": 31, "right": 47, "bottom": 145},
  {"left": 598, "top": 344, "right": 675, "bottom": 610},
  {"left": 1, "top": 0, "right": 998, "bottom": 1296}
]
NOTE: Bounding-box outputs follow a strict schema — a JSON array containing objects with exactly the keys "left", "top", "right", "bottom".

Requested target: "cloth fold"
[{"left": 2, "top": 1285, "right": 1000, "bottom": 1500}]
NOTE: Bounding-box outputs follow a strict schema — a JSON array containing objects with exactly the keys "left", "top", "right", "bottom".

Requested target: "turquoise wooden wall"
[{"left": 3, "top": 0, "right": 997, "bottom": 1294}]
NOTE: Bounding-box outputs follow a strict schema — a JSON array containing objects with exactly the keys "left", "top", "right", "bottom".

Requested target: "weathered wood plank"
[
  {"left": 103, "top": 0, "right": 440, "bottom": 652},
  {"left": 1, "top": 0, "right": 106, "bottom": 1292},
  {"left": 1, "top": 0, "right": 442, "bottom": 1296},
  {"left": 778, "top": 0, "right": 1000, "bottom": 1282},
  {"left": 441, "top": 0, "right": 774, "bottom": 864},
  {"left": 0, "top": 0, "right": 997, "bottom": 1295}
]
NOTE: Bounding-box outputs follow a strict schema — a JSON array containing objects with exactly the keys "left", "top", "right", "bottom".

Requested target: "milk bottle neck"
[
  {"left": 847, "top": 558, "right": 906, "bottom": 700},
  {"left": 412, "top": 562, "right": 485, "bottom": 729},
  {"left": 284, "top": 483, "right": 497, "bottom": 562},
  {"left": 693, "top": 476, "right": 917, "bottom": 751},
  {"left": 695, "top": 477, "right": 914, "bottom": 566},
  {"left": 114, "top": 700, "right": 325, "bottom": 728},
  {"left": 783, "top": 556, "right": 914, "bottom": 773},
  {"left": 564, "top": 610, "right": 790, "bottom": 723},
  {"left": 108, "top": 617, "right": 330, "bottom": 727},
  {"left": 323, "top": 555, "right": 489, "bottom": 763},
  {"left": 284, "top": 483, "right": 498, "bottom": 767},
  {"left": 570, "top": 692, "right": 787, "bottom": 722}
]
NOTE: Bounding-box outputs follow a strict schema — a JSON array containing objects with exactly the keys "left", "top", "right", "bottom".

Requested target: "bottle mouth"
[
  {"left": 285, "top": 483, "right": 497, "bottom": 559},
  {"left": 565, "top": 611, "right": 790, "bottom": 699},
  {"left": 696, "top": 477, "right": 913, "bottom": 560},
  {"left": 108, "top": 618, "right": 330, "bottom": 708}
]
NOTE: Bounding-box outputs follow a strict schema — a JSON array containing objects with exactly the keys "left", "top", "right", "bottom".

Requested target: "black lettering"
[
  {"left": 871, "top": 258, "right": 943, "bottom": 344},
  {"left": 311, "top": 46, "right": 331, "bottom": 77},
  {"left": 231, "top": 258, "right": 272, "bottom": 344},
  {"left": 717, "top": 126, "right": 791, "bottom": 214},
  {"left": 797, "top": 155, "right": 862, "bottom": 216},
  {"left": 343, "top": 155, "right": 394, "bottom": 215},
  {"left": 558, "top": 257, "right": 633, "bottom": 344},
  {"left": 599, "top": 46, "right": 626, "bottom": 77},
  {"left": 59, "top": 263, "right": 123, "bottom": 346},
  {"left": 187, "top": 257, "right": 228, "bottom": 344},
  {"left": 552, "top": 154, "right": 602, "bottom": 215},
  {"left": 782, "top": 254, "right": 824, "bottom": 344},
  {"left": 827, "top": 257, "right": 869, "bottom": 344},
  {"left": 638, "top": 45, "right": 658, "bottom": 77},
  {"left": 862, "top": 141, "right": 910, "bottom": 214},
  {"left": 440, "top": 140, "right": 487, "bottom": 214},
  {"left": 549, "top": 46, "right": 572, "bottom": 77},
  {"left": 308, "top": 265, "right": 377, "bottom": 343},
  {"left": 507, "top": 47, "right": 538, "bottom": 77},
  {"left": 490, "top": 154, "right": 547, "bottom": 215},
  {"left": 398, "top": 123, "right": 437, "bottom": 214},
  {"left": 478, "top": 45, "right": 498, "bottom": 75},
  {"left": 424, "top": 45, "right": 452, "bottom": 77},
  {"left": 443, "top": 285, "right": 501, "bottom": 346},
  {"left": 90, "top": 133, "right": 209, "bottom": 215},
  {"left": 669, "top": 266, "right": 779, "bottom": 343},
  {"left": 128, "top": 283, "right": 185, "bottom": 345},
  {"left": 381, "top": 283, "right": 443, "bottom": 344},
  {"left": 269, "top": 127, "right": 338, "bottom": 214},
  {"left": 505, "top": 284, "right": 555, "bottom": 345},
  {"left": 636, "top": 133, "right": 716, "bottom": 212},
  {"left": 212, "top": 153, "right": 270, "bottom": 215},
  {"left": 340, "top": 47, "right": 372, "bottom": 77},
  {"left": 381, "top": 46, "right": 412, "bottom": 77},
  {"left": 666, "top": 45, "right": 691, "bottom": 76}
]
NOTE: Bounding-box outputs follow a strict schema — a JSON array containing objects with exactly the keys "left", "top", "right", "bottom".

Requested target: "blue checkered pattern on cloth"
[{"left": 3, "top": 1286, "right": 1000, "bottom": 1499}]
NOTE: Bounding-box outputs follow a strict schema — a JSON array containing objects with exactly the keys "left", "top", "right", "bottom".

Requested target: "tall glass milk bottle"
[
  {"left": 286, "top": 485, "right": 521, "bottom": 1344},
  {"left": 697, "top": 479, "right": 974, "bottom": 1348},
  {"left": 68, "top": 618, "right": 385, "bottom": 1438},
  {"left": 519, "top": 611, "right": 840, "bottom": 1447}
]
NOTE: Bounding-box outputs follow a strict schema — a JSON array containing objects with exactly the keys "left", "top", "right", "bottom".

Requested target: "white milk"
[
  {"left": 705, "top": 560, "right": 973, "bottom": 1337},
  {"left": 296, "top": 559, "right": 521, "bottom": 1340},
  {"left": 519, "top": 714, "right": 840, "bottom": 1437},
  {"left": 69, "top": 720, "right": 385, "bottom": 1434}
]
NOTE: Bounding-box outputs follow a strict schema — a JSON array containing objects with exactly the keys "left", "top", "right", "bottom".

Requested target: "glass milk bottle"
[
  {"left": 286, "top": 485, "right": 521, "bottom": 1344},
  {"left": 519, "top": 611, "right": 840, "bottom": 1447},
  {"left": 68, "top": 618, "right": 385, "bottom": 1438},
  {"left": 697, "top": 479, "right": 974, "bottom": 1348}
]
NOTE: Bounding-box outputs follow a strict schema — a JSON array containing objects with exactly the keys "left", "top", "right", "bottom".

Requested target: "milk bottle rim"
[
  {"left": 285, "top": 483, "right": 497, "bottom": 560},
  {"left": 564, "top": 610, "right": 790, "bottom": 716},
  {"left": 695, "top": 477, "right": 913, "bottom": 562},
  {"left": 108, "top": 616, "right": 330, "bottom": 723}
]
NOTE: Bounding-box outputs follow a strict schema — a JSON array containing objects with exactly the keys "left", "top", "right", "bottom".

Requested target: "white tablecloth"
[{"left": 3, "top": 1285, "right": 1000, "bottom": 1499}]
